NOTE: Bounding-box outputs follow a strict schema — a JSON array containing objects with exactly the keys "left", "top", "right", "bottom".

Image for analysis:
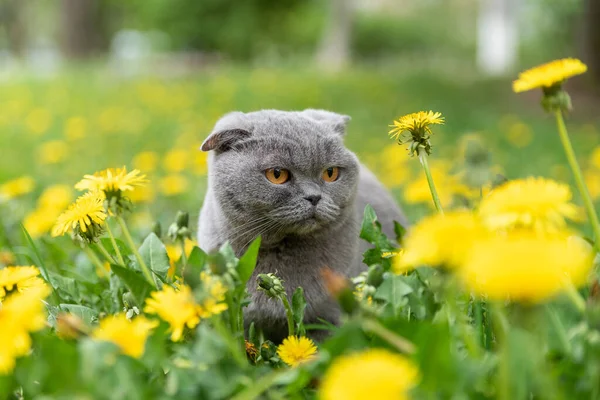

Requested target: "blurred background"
[{"left": 1, "top": 0, "right": 600, "bottom": 239}]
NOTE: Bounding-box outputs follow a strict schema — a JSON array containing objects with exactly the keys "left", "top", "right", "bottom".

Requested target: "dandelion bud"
[
  {"left": 152, "top": 221, "right": 162, "bottom": 238},
  {"left": 176, "top": 211, "right": 189, "bottom": 229},
  {"left": 168, "top": 211, "right": 192, "bottom": 242},
  {"left": 257, "top": 273, "right": 285, "bottom": 299},
  {"left": 321, "top": 268, "right": 359, "bottom": 315}
]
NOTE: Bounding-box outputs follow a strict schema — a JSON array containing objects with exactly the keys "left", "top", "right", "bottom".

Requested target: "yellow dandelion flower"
[
  {"left": 197, "top": 272, "right": 228, "bottom": 318},
  {"left": 25, "top": 107, "right": 52, "bottom": 135},
  {"left": 92, "top": 313, "right": 157, "bottom": 359},
  {"left": 277, "top": 336, "right": 317, "bottom": 367},
  {"left": 0, "top": 176, "right": 35, "bottom": 201},
  {"left": 404, "top": 163, "right": 468, "bottom": 209},
  {"left": 158, "top": 174, "right": 189, "bottom": 197},
  {"left": 163, "top": 149, "right": 189, "bottom": 173},
  {"left": 319, "top": 349, "right": 419, "bottom": 400},
  {"left": 389, "top": 110, "right": 444, "bottom": 140},
  {"left": 459, "top": 232, "right": 593, "bottom": 302},
  {"left": 400, "top": 211, "right": 489, "bottom": 270},
  {"left": 64, "top": 116, "right": 87, "bottom": 140},
  {"left": 144, "top": 284, "right": 201, "bottom": 341},
  {"left": 0, "top": 285, "right": 50, "bottom": 374},
  {"left": 128, "top": 184, "right": 156, "bottom": 203},
  {"left": 166, "top": 239, "right": 197, "bottom": 279},
  {"left": 38, "top": 140, "right": 69, "bottom": 165},
  {"left": 192, "top": 150, "right": 208, "bottom": 176},
  {"left": 585, "top": 169, "right": 600, "bottom": 201},
  {"left": 478, "top": 177, "right": 581, "bottom": 233},
  {"left": 38, "top": 184, "right": 73, "bottom": 210},
  {"left": 375, "top": 145, "right": 412, "bottom": 188},
  {"left": 132, "top": 151, "right": 159, "bottom": 173},
  {"left": 23, "top": 209, "right": 61, "bottom": 238},
  {"left": 0, "top": 266, "right": 45, "bottom": 299},
  {"left": 51, "top": 191, "right": 107, "bottom": 241},
  {"left": 75, "top": 167, "right": 148, "bottom": 194},
  {"left": 590, "top": 146, "right": 600, "bottom": 170},
  {"left": 513, "top": 58, "right": 587, "bottom": 93}
]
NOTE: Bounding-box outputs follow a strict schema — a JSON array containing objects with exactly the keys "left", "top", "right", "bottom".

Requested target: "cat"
[{"left": 198, "top": 109, "right": 408, "bottom": 342}]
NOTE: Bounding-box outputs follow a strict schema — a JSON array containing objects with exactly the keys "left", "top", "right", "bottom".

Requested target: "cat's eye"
[
  {"left": 322, "top": 167, "right": 340, "bottom": 182},
  {"left": 265, "top": 168, "right": 290, "bottom": 184}
]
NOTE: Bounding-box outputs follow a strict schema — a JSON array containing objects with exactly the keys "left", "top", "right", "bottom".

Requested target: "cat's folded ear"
[
  {"left": 301, "top": 109, "right": 351, "bottom": 136},
  {"left": 201, "top": 112, "right": 253, "bottom": 152}
]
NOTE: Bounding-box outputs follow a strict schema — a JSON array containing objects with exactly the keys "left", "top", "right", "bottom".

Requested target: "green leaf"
[
  {"left": 393, "top": 221, "right": 407, "bottom": 244},
  {"left": 139, "top": 233, "right": 170, "bottom": 280},
  {"left": 100, "top": 237, "right": 133, "bottom": 258},
  {"left": 58, "top": 304, "right": 99, "bottom": 325},
  {"left": 238, "top": 237, "right": 261, "bottom": 285},
  {"left": 49, "top": 272, "right": 81, "bottom": 302},
  {"left": 110, "top": 264, "right": 154, "bottom": 307},
  {"left": 359, "top": 205, "right": 396, "bottom": 250},
  {"left": 374, "top": 275, "right": 414, "bottom": 317},
  {"left": 184, "top": 246, "right": 207, "bottom": 288},
  {"left": 292, "top": 287, "right": 307, "bottom": 336}
]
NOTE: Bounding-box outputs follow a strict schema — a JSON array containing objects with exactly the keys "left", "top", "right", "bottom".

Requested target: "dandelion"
[
  {"left": 479, "top": 177, "right": 581, "bottom": 233},
  {"left": 197, "top": 272, "right": 228, "bottom": 318},
  {"left": 277, "top": 336, "right": 317, "bottom": 367},
  {"left": 0, "top": 176, "right": 34, "bottom": 201},
  {"left": 163, "top": 149, "right": 189, "bottom": 173},
  {"left": 459, "top": 232, "right": 593, "bottom": 303},
  {"left": 0, "top": 266, "right": 47, "bottom": 299},
  {"left": 399, "top": 211, "right": 489, "bottom": 270},
  {"left": 144, "top": 284, "right": 202, "bottom": 341},
  {"left": 0, "top": 285, "right": 50, "bottom": 374},
  {"left": 512, "top": 58, "right": 587, "bottom": 94},
  {"left": 92, "top": 313, "right": 157, "bottom": 359},
  {"left": 319, "top": 349, "right": 419, "bottom": 400},
  {"left": 158, "top": 174, "right": 189, "bottom": 197},
  {"left": 64, "top": 116, "right": 87, "bottom": 141},
  {"left": 132, "top": 151, "right": 159, "bottom": 173},
  {"left": 75, "top": 166, "right": 147, "bottom": 196},
  {"left": 166, "top": 239, "right": 196, "bottom": 278},
  {"left": 404, "top": 162, "right": 469, "bottom": 209},
  {"left": 38, "top": 140, "right": 69, "bottom": 165},
  {"left": 51, "top": 191, "right": 107, "bottom": 243}
]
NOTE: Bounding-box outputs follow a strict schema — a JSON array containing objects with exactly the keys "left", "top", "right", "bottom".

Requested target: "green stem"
[
  {"left": 362, "top": 318, "right": 416, "bottom": 354},
  {"left": 279, "top": 294, "right": 295, "bottom": 337},
  {"left": 105, "top": 221, "right": 125, "bottom": 265},
  {"left": 545, "top": 305, "right": 571, "bottom": 355},
  {"left": 212, "top": 316, "right": 247, "bottom": 369},
  {"left": 179, "top": 239, "right": 188, "bottom": 266},
  {"left": 474, "top": 297, "right": 484, "bottom": 348},
  {"left": 96, "top": 241, "right": 117, "bottom": 264},
  {"left": 490, "top": 303, "right": 510, "bottom": 400},
  {"left": 84, "top": 247, "right": 108, "bottom": 277},
  {"left": 231, "top": 370, "right": 284, "bottom": 400},
  {"left": 563, "top": 280, "right": 586, "bottom": 313},
  {"left": 418, "top": 151, "right": 444, "bottom": 214},
  {"left": 554, "top": 110, "right": 600, "bottom": 248},
  {"left": 116, "top": 216, "right": 156, "bottom": 288}
]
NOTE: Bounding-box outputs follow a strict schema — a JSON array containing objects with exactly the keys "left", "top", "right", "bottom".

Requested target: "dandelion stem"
[
  {"left": 116, "top": 216, "right": 157, "bottom": 288},
  {"left": 279, "top": 294, "right": 295, "bottom": 337},
  {"left": 231, "top": 370, "right": 284, "bottom": 400},
  {"left": 554, "top": 110, "right": 600, "bottom": 249},
  {"left": 362, "top": 318, "right": 416, "bottom": 354},
  {"left": 490, "top": 303, "right": 510, "bottom": 400},
  {"left": 418, "top": 151, "right": 444, "bottom": 214},
  {"left": 83, "top": 247, "right": 107, "bottom": 277},
  {"left": 563, "top": 280, "right": 586, "bottom": 313},
  {"left": 179, "top": 239, "right": 187, "bottom": 270},
  {"left": 105, "top": 221, "right": 125, "bottom": 265},
  {"left": 545, "top": 305, "right": 571, "bottom": 355},
  {"left": 96, "top": 241, "right": 117, "bottom": 264}
]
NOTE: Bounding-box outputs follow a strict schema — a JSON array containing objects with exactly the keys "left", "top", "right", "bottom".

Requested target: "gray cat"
[{"left": 198, "top": 109, "right": 407, "bottom": 341}]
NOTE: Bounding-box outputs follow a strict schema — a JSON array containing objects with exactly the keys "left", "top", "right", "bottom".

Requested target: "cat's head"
[{"left": 201, "top": 109, "right": 360, "bottom": 243}]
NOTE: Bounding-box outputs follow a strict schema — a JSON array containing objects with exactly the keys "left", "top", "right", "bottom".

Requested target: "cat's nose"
[{"left": 303, "top": 194, "right": 321, "bottom": 206}]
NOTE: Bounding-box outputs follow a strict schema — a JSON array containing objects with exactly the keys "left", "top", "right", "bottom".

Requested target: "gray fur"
[{"left": 198, "top": 109, "right": 408, "bottom": 341}]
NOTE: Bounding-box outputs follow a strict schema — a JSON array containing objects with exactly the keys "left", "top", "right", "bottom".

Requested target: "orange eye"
[
  {"left": 322, "top": 167, "right": 340, "bottom": 182},
  {"left": 265, "top": 168, "right": 290, "bottom": 184}
]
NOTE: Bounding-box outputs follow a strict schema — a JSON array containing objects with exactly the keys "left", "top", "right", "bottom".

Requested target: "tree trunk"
[
  {"left": 0, "top": 0, "right": 27, "bottom": 57},
  {"left": 60, "top": 0, "right": 106, "bottom": 59},
  {"left": 584, "top": 0, "right": 600, "bottom": 84},
  {"left": 316, "top": 0, "right": 353, "bottom": 72}
]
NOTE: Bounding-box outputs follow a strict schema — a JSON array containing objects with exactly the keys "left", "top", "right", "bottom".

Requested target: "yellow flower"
[
  {"left": 399, "top": 211, "right": 489, "bottom": 270},
  {"left": 277, "top": 336, "right": 317, "bottom": 367},
  {"left": 38, "top": 185, "right": 73, "bottom": 210},
  {"left": 38, "top": 140, "right": 69, "bottom": 165},
  {"left": 374, "top": 145, "right": 412, "bottom": 188},
  {"left": 590, "top": 146, "right": 600, "bottom": 170},
  {"left": 92, "top": 313, "right": 157, "bottom": 359},
  {"left": 0, "top": 251, "right": 15, "bottom": 266},
  {"left": 319, "top": 349, "right": 419, "bottom": 400},
  {"left": 64, "top": 116, "right": 87, "bottom": 140},
  {"left": 132, "top": 151, "right": 159, "bottom": 173},
  {"left": 144, "top": 284, "right": 202, "bottom": 341},
  {"left": 513, "top": 58, "right": 587, "bottom": 93},
  {"left": 24, "top": 209, "right": 61, "bottom": 238},
  {"left": 25, "top": 107, "right": 52, "bottom": 135},
  {"left": 51, "top": 191, "right": 107, "bottom": 241},
  {"left": 158, "top": 174, "right": 189, "bottom": 196},
  {"left": 389, "top": 110, "right": 444, "bottom": 140},
  {"left": 585, "top": 169, "right": 600, "bottom": 200},
  {"left": 0, "top": 285, "right": 50, "bottom": 374},
  {"left": 0, "top": 266, "right": 46, "bottom": 299},
  {"left": 459, "top": 232, "right": 593, "bottom": 302},
  {"left": 478, "top": 177, "right": 581, "bottom": 233},
  {"left": 128, "top": 184, "right": 156, "bottom": 203},
  {"left": 75, "top": 167, "right": 148, "bottom": 194},
  {"left": 192, "top": 150, "right": 208, "bottom": 176},
  {"left": 404, "top": 163, "right": 468, "bottom": 208},
  {"left": 163, "top": 149, "right": 189, "bottom": 173},
  {"left": 0, "top": 176, "right": 35, "bottom": 201},
  {"left": 197, "top": 272, "right": 228, "bottom": 318},
  {"left": 505, "top": 121, "right": 533, "bottom": 148},
  {"left": 166, "top": 239, "right": 197, "bottom": 278}
]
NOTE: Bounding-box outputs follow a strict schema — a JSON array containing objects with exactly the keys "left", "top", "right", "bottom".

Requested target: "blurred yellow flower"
[
  {"left": 25, "top": 107, "right": 52, "bottom": 135},
  {"left": 166, "top": 239, "right": 197, "bottom": 278},
  {"left": 478, "top": 177, "right": 581, "bottom": 233},
  {"left": 38, "top": 140, "right": 69, "bottom": 165},
  {"left": 0, "top": 266, "right": 43, "bottom": 299},
  {"left": 389, "top": 111, "right": 444, "bottom": 140},
  {"left": 23, "top": 185, "right": 74, "bottom": 238},
  {"left": 590, "top": 146, "right": 600, "bottom": 170},
  {"left": 460, "top": 232, "right": 593, "bottom": 302},
  {"left": 585, "top": 169, "right": 600, "bottom": 200},
  {"left": 24, "top": 209, "right": 57, "bottom": 238},
  {"left": 197, "top": 272, "right": 228, "bottom": 318},
  {"left": 192, "top": 150, "right": 208, "bottom": 176},
  {"left": 128, "top": 184, "right": 155, "bottom": 203},
  {"left": 513, "top": 58, "right": 587, "bottom": 93},
  {"left": 0, "top": 285, "right": 50, "bottom": 374},
  {"left": 38, "top": 185, "right": 73, "bottom": 210},
  {"left": 133, "top": 151, "right": 159, "bottom": 173},
  {"left": 64, "top": 116, "right": 87, "bottom": 140},
  {"left": 0, "top": 251, "right": 15, "bottom": 266},
  {"left": 505, "top": 121, "right": 533, "bottom": 148},
  {"left": 0, "top": 176, "right": 35, "bottom": 201},
  {"left": 319, "top": 349, "right": 419, "bottom": 400},
  {"left": 277, "top": 336, "right": 317, "bottom": 367},
  {"left": 404, "top": 163, "right": 467, "bottom": 208},
  {"left": 75, "top": 167, "right": 148, "bottom": 194},
  {"left": 158, "top": 174, "right": 189, "bottom": 196},
  {"left": 399, "top": 211, "right": 489, "bottom": 270},
  {"left": 51, "top": 191, "right": 107, "bottom": 240},
  {"left": 144, "top": 284, "right": 201, "bottom": 341},
  {"left": 92, "top": 313, "right": 157, "bottom": 359},
  {"left": 375, "top": 145, "right": 412, "bottom": 188},
  {"left": 163, "top": 149, "right": 189, "bottom": 173}
]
